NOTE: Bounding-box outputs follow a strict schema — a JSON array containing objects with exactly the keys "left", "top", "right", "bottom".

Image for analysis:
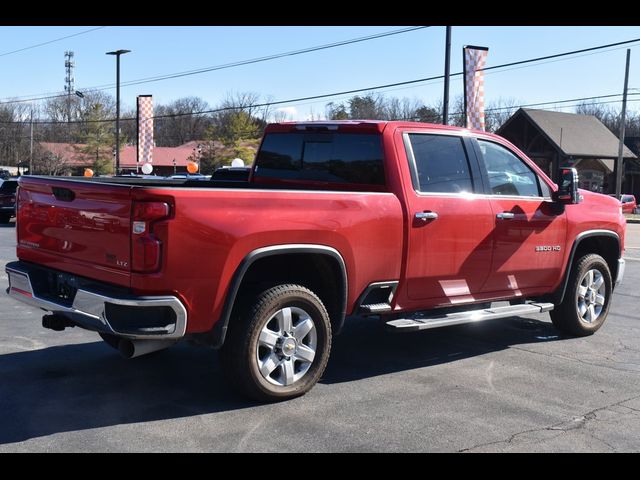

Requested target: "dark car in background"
[
  {"left": 211, "top": 166, "right": 251, "bottom": 182},
  {"left": 0, "top": 178, "right": 18, "bottom": 223}
]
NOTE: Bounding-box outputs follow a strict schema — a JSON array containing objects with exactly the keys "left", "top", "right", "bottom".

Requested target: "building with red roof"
[{"left": 39, "top": 142, "right": 197, "bottom": 176}]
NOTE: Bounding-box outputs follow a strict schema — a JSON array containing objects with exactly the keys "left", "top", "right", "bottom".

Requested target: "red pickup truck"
[{"left": 6, "top": 121, "right": 626, "bottom": 401}]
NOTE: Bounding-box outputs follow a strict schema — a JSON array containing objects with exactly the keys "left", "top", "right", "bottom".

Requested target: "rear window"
[
  {"left": 0, "top": 181, "right": 17, "bottom": 193},
  {"left": 254, "top": 133, "right": 385, "bottom": 186}
]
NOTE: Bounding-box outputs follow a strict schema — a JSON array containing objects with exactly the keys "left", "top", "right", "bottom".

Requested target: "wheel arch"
[
  {"left": 210, "top": 244, "right": 348, "bottom": 348},
  {"left": 556, "top": 229, "right": 620, "bottom": 304}
]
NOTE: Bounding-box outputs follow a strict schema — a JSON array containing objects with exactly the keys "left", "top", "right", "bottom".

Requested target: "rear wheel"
[
  {"left": 550, "top": 253, "right": 612, "bottom": 336},
  {"left": 221, "top": 284, "right": 332, "bottom": 402}
]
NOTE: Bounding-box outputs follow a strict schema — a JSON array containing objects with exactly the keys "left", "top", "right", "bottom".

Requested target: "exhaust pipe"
[
  {"left": 118, "top": 339, "right": 176, "bottom": 359},
  {"left": 42, "top": 313, "right": 75, "bottom": 331}
]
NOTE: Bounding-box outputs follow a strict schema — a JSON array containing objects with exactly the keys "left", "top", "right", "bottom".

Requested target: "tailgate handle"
[{"left": 52, "top": 187, "right": 75, "bottom": 202}]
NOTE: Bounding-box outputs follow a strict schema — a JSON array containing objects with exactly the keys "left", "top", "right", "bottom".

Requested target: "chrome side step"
[
  {"left": 386, "top": 302, "right": 554, "bottom": 332},
  {"left": 360, "top": 302, "right": 393, "bottom": 313}
]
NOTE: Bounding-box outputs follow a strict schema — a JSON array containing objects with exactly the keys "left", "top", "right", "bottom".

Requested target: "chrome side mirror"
[{"left": 553, "top": 167, "right": 581, "bottom": 204}]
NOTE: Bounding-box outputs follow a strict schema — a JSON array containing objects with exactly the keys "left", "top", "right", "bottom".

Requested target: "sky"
[{"left": 1, "top": 25, "right": 640, "bottom": 121}]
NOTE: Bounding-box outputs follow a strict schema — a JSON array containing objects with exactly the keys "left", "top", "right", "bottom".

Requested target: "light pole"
[{"left": 106, "top": 49, "right": 131, "bottom": 174}]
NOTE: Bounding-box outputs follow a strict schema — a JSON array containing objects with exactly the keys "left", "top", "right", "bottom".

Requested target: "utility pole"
[
  {"left": 615, "top": 49, "right": 631, "bottom": 198},
  {"left": 106, "top": 49, "right": 131, "bottom": 174},
  {"left": 29, "top": 106, "right": 34, "bottom": 175},
  {"left": 64, "top": 51, "right": 75, "bottom": 141},
  {"left": 442, "top": 26, "right": 452, "bottom": 125}
]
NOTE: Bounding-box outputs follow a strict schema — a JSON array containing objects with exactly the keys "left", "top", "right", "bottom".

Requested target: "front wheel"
[
  {"left": 221, "top": 284, "right": 332, "bottom": 402},
  {"left": 550, "top": 253, "right": 612, "bottom": 336}
]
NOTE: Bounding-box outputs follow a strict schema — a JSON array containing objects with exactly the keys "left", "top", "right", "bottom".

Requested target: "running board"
[
  {"left": 386, "top": 302, "right": 554, "bottom": 332},
  {"left": 360, "top": 302, "right": 393, "bottom": 313}
]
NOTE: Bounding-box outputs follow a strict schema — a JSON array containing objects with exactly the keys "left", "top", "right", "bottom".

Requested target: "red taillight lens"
[
  {"left": 132, "top": 236, "right": 162, "bottom": 272},
  {"left": 131, "top": 201, "right": 170, "bottom": 273},
  {"left": 133, "top": 202, "right": 169, "bottom": 221}
]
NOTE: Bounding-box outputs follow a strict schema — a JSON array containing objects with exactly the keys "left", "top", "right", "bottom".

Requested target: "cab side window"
[
  {"left": 477, "top": 140, "right": 541, "bottom": 197},
  {"left": 408, "top": 134, "right": 474, "bottom": 194}
]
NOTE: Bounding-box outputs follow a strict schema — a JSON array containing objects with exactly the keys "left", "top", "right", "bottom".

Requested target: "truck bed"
[{"left": 15, "top": 175, "right": 404, "bottom": 333}]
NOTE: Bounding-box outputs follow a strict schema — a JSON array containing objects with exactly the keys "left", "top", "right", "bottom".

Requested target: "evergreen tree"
[{"left": 76, "top": 103, "right": 118, "bottom": 175}]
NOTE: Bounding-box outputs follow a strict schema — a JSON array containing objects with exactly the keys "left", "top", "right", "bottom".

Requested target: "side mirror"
[{"left": 553, "top": 167, "right": 581, "bottom": 204}]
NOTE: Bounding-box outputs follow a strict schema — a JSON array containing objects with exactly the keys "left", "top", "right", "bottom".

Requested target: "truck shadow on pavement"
[
  {"left": 0, "top": 315, "right": 563, "bottom": 445},
  {"left": 322, "top": 315, "right": 563, "bottom": 383}
]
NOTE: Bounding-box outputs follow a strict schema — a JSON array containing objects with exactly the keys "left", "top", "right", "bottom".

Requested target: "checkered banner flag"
[
  {"left": 137, "top": 95, "right": 154, "bottom": 165},
  {"left": 463, "top": 46, "right": 489, "bottom": 131}
]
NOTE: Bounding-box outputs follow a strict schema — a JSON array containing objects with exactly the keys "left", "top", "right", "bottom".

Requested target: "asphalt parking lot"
[{"left": 1, "top": 221, "right": 639, "bottom": 452}]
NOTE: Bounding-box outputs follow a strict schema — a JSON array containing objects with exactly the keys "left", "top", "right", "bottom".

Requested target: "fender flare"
[
  {"left": 556, "top": 229, "right": 620, "bottom": 304},
  {"left": 210, "top": 244, "right": 348, "bottom": 348}
]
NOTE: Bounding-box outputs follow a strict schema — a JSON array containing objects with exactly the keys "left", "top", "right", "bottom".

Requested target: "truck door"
[
  {"left": 472, "top": 138, "right": 567, "bottom": 293},
  {"left": 402, "top": 131, "right": 494, "bottom": 304}
]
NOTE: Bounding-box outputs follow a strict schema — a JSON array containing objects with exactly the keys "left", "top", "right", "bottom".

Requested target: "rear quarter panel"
[{"left": 130, "top": 187, "right": 404, "bottom": 333}]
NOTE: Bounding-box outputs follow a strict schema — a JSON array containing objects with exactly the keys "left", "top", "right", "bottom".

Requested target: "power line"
[
  {"left": 75, "top": 34, "right": 640, "bottom": 96},
  {"left": 4, "top": 34, "right": 640, "bottom": 124},
  {"left": 0, "top": 26, "right": 107, "bottom": 58},
  {"left": 0, "top": 26, "right": 430, "bottom": 104},
  {"left": 5, "top": 33, "right": 640, "bottom": 112},
  {"left": 4, "top": 32, "right": 640, "bottom": 111},
  {"left": 483, "top": 92, "right": 640, "bottom": 113},
  {"left": 99, "top": 26, "right": 432, "bottom": 90},
  {"left": 479, "top": 37, "right": 640, "bottom": 73},
  {"left": 0, "top": 92, "right": 70, "bottom": 105},
  {"left": 4, "top": 90, "right": 640, "bottom": 126}
]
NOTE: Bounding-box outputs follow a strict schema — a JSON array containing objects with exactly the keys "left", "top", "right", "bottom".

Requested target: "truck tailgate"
[{"left": 16, "top": 177, "right": 133, "bottom": 287}]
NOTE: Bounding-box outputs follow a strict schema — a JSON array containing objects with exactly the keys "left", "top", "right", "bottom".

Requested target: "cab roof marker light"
[{"left": 295, "top": 124, "right": 339, "bottom": 131}]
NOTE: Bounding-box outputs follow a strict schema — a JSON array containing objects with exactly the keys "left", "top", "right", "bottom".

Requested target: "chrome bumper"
[
  {"left": 615, "top": 258, "right": 625, "bottom": 287},
  {"left": 6, "top": 262, "right": 187, "bottom": 340}
]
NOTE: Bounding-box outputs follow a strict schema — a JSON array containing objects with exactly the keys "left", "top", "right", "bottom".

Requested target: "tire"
[
  {"left": 0, "top": 214, "right": 10, "bottom": 224},
  {"left": 550, "top": 253, "right": 612, "bottom": 337},
  {"left": 221, "top": 284, "right": 332, "bottom": 402},
  {"left": 99, "top": 332, "right": 121, "bottom": 350}
]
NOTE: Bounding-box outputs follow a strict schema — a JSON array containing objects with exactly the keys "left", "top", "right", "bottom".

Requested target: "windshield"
[{"left": 621, "top": 195, "right": 635, "bottom": 203}]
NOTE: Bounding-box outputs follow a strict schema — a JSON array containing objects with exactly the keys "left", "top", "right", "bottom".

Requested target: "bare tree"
[
  {"left": 155, "top": 96, "right": 211, "bottom": 146},
  {"left": 31, "top": 144, "right": 71, "bottom": 175},
  {"left": 485, "top": 97, "right": 521, "bottom": 132},
  {"left": 272, "top": 109, "right": 290, "bottom": 123},
  {"left": 211, "top": 92, "right": 266, "bottom": 143},
  {"left": 40, "top": 90, "right": 118, "bottom": 144},
  {"left": 0, "top": 101, "right": 31, "bottom": 167}
]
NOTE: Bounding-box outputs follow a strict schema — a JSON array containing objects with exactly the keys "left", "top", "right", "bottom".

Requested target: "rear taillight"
[{"left": 131, "top": 201, "right": 170, "bottom": 273}]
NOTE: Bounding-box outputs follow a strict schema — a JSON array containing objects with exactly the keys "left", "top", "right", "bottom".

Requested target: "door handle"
[
  {"left": 496, "top": 212, "right": 515, "bottom": 220},
  {"left": 415, "top": 211, "right": 438, "bottom": 221}
]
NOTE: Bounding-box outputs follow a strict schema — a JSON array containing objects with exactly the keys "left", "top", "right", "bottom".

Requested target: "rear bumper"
[
  {"left": 5, "top": 261, "right": 187, "bottom": 340},
  {"left": 616, "top": 258, "right": 626, "bottom": 287}
]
